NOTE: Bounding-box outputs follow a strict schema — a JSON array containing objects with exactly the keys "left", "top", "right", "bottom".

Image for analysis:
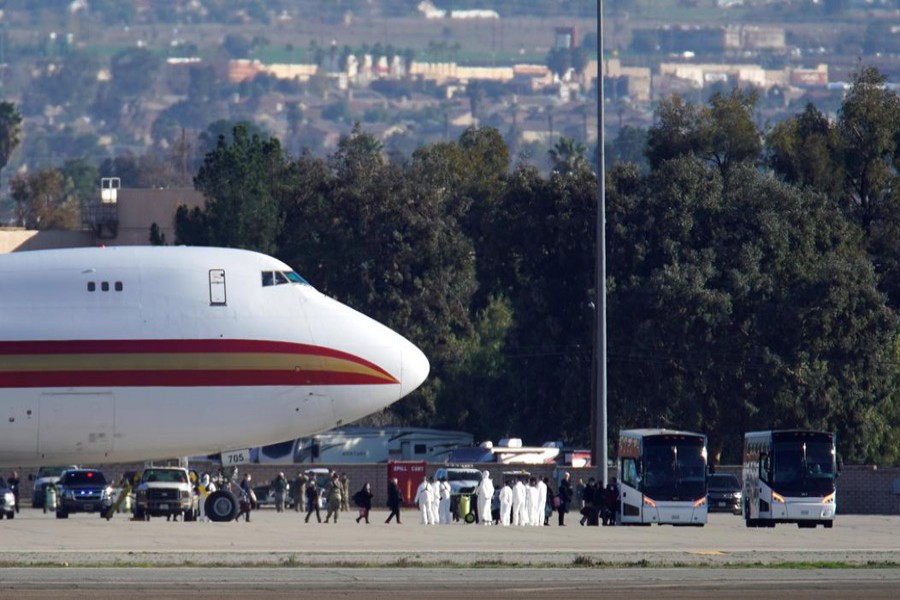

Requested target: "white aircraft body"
[{"left": 0, "top": 246, "right": 430, "bottom": 467}]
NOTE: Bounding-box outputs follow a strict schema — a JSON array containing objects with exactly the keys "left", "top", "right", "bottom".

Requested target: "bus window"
[
  {"left": 759, "top": 452, "right": 770, "bottom": 483},
  {"left": 621, "top": 458, "right": 639, "bottom": 488}
]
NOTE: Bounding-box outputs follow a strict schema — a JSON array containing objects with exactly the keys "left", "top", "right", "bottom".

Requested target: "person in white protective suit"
[
  {"left": 512, "top": 478, "right": 527, "bottom": 526},
  {"left": 414, "top": 476, "right": 435, "bottom": 524},
  {"left": 525, "top": 477, "right": 539, "bottom": 526},
  {"left": 476, "top": 470, "right": 494, "bottom": 525},
  {"left": 429, "top": 476, "right": 440, "bottom": 523},
  {"left": 198, "top": 473, "right": 216, "bottom": 522},
  {"left": 437, "top": 476, "right": 452, "bottom": 524},
  {"left": 499, "top": 480, "right": 513, "bottom": 526},
  {"left": 536, "top": 476, "right": 548, "bottom": 526}
]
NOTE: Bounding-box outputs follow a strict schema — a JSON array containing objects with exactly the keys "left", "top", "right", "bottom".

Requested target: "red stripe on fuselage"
[
  {"left": 0, "top": 369, "right": 393, "bottom": 388},
  {"left": 0, "top": 339, "right": 399, "bottom": 387},
  {"left": 0, "top": 339, "right": 359, "bottom": 360}
]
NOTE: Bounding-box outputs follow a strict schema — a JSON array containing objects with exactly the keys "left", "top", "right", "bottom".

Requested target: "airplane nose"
[{"left": 400, "top": 340, "right": 430, "bottom": 398}]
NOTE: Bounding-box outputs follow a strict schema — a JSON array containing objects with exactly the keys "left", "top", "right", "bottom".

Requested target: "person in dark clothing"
[
  {"left": 304, "top": 480, "right": 322, "bottom": 523},
  {"left": 603, "top": 477, "right": 620, "bottom": 526},
  {"left": 385, "top": 477, "right": 403, "bottom": 524},
  {"left": 235, "top": 473, "right": 254, "bottom": 522},
  {"left": 580, "top": 477, "right": 595, "bottom": 526},
  {"left": 544, "top": 480, "right": 555, "bottom": 526},
  {"left": 557, "top": 472, "right": 573, "bottom": 526},
  {"left": 354, "top": 482, "right": 374, "bottom": 524}
]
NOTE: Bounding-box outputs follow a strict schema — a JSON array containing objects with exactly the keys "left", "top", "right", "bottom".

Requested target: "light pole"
[{"left": 594, "top": 0, "right": 608, "bottom": 488}]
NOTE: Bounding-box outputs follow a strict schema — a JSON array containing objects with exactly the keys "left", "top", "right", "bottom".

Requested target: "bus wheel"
[{"left": 823, "top": 521, "right": 834, "bottom": 529}]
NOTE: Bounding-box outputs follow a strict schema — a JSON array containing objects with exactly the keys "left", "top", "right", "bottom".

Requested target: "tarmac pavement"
[
  {"left": 1, "top": 509, "right": 899, "bottom": 566},
  {"left": 1, "top": 509, "right": 898, "bottom": 599}
]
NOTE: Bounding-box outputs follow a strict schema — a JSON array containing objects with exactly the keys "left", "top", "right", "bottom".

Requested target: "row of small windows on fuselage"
[
  {"left": 86, "top": 281, "right": 123, "bottom": 292},
  {"left": 261, "top": 270, "right": 308, "bottom": 287}
]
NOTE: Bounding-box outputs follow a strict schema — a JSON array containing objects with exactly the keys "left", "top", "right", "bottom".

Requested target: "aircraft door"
[
  {"left": 0, "top": 393, "right": 39, "bottom": 458},
  {"left": 209, "top": 269, "right": 226, "bottom": 305},
  {"left": 38, "top": 393, "right": 115, "bottom": 457}
]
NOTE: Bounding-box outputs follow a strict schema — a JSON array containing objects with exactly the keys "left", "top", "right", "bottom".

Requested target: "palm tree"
[
  {"left": 0, "top": 101, "right": 22, "bottom": 183},
  {"left": 549, "top": 136, "right": 589, "bottom": 175}
]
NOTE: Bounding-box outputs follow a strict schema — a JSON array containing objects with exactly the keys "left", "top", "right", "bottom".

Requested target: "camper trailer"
[
  {"left": 249, "top": 427, "right": 474, "bottom": 464},
  {"left": 446, "top": 439, "right": 563, "bottom": 465}
]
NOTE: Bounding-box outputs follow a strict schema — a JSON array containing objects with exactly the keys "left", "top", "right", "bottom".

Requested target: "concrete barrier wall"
[{"left": 12, "top": 462, "right": 900, "bottom": 515}]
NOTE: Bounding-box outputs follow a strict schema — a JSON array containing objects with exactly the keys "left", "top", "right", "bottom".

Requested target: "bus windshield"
[
  {"left": 641, "top": 439, "right": 707, "bottom": 501},
  {"left": 771, "top": 441, "right": 835, "bottom": 496}
]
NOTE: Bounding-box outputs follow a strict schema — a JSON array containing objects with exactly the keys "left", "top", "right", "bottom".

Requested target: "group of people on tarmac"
[
  {"left": 191, "top": 468, "right": 620, "bottom": 527},
  {"left": 413, "top": 474, "right": 453, "bottom": 524},
  {"left": 577, "top": 476, "right": 620, "bottom": 526},
  {"left": 221, "top": 470, "right": 378, "bottom": 525},
  {"left": 410, "top": 470, "right": 619, "bottom": 527}
]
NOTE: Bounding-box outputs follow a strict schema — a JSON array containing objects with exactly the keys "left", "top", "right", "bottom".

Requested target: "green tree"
[
  {"left": 465, "top": 81, "right": 486, "bottom": 124},
  {"left": 645, "top": 94, "right": 705, "bottom": 170},
  {"left": 60, "top": 158, "right": 99, "bottom": 205},
  {"left": 766, "top": 102, "right": 844, "bottom": 198},
  {"left": 181, "top": 124, "right": 288, "bottom": 255},
  {"left": 11, "top": 168, "right": 80, "bottom": 230},
  {"left": 0, "top": 101, "right": 22, "bottom": 182},
  {"left": 481, "top": 163, "right": 597, "bottom": 444},
  {"left": 646, "top": 89, "right": 761, "bottom": 179},
  {"left": 546, "top": 47, "right": 572, "bottom": 79},
  {"left": 607, "top": 125, "right": 650, "bottom": 172},
  {"left": 607, "top": 156, "right": 897, "bottom": 463},
  {"left": 837, "top": 65, "right": 900, "bottom": 233},
  {"left": 549, "top": 136, "right": 590, "bottom": 175},
  {"left": 278, "top": 127, "right": 478, "bottom": 426},
  {"left": 411, "top": 127, "right": 509, "bottom": 310}
]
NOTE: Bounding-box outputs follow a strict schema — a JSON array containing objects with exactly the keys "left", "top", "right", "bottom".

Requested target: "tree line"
[
  {"left": 173, "top": 66, "right": 900, "bottom": 466},
  {"left": 3, "top": 64, "right": 900, "bottom": 465}
]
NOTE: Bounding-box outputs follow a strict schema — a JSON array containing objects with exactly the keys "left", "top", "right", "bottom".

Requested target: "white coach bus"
[
  {"left": 617, "top": 429, "right": 709, "bottom": 526},
  {"left": 742, "top": 430, "right": 837, "bottom": 528}
]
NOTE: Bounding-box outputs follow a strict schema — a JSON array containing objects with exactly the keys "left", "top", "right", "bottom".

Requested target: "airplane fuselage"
[{"left": 0, "top": 246, "right": 429, "bottom": 466}]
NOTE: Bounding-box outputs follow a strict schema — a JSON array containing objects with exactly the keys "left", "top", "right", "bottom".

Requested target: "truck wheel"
[
  {"left": 206, "top": 490, "right": 239, "bottom": 522},
  {"left": 56, "top": 510, "right": 68, "bottom": 519},
  {"left": 5, "top": 512, "right": 11, "bottom": 520},
  {"left": 824, "top": 520, "right": 834, "bottom": 529}
]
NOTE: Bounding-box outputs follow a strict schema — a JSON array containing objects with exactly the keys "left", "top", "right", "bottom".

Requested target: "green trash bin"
[{"left": 457, "top": 494, "right": 470, "bottom": 521}]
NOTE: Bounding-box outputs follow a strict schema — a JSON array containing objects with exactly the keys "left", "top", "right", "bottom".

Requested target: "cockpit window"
[{"left": 261, "top": 271, "right": 310, "bottom": 287}]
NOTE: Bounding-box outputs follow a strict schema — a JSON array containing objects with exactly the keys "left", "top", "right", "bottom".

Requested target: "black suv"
[
  {"left": 707, "top": 473, "right": 742, "bottom": 515},
  {"left": 56, "top": 469, "right": 112, "bottom": 518}
]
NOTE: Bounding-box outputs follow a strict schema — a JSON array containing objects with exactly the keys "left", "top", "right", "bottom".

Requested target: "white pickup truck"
[{"left": 132, "top": 467, "right": 198, "bottom": 521}]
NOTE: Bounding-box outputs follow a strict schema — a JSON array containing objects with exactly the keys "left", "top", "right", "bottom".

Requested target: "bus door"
[{"left": 618, "top": 455, "right": 644, "bottom": 524}]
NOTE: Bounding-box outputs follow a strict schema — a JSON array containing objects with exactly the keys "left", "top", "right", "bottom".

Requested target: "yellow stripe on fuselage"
[{"left": 0, "top": 353, "right": 393, "bottom": 381}]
